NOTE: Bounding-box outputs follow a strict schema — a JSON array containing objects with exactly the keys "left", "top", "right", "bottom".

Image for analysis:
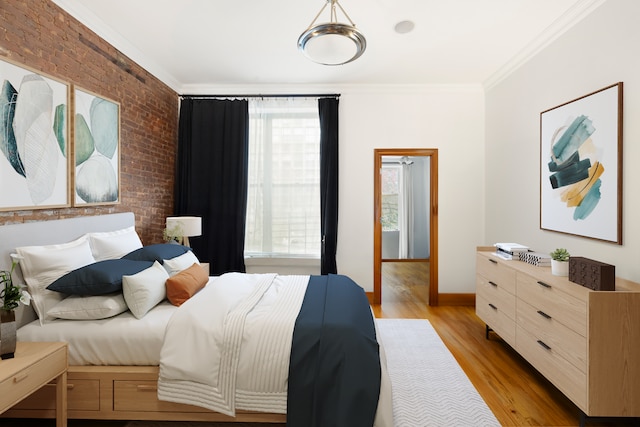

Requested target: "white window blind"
[{"left": 244, "top": 98, "right": 321, "bottom": 257}]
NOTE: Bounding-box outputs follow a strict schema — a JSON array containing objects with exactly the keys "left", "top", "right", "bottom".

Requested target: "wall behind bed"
[{"left": 0, "top": 0, "right": 178, "bottom": 245}]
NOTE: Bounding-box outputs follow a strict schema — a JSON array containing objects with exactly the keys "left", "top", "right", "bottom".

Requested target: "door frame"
[{"left": 373, "top": 148, "right": 438, "bottom": 305}]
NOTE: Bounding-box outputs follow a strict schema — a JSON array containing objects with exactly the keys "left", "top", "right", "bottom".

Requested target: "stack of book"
[
  {"left": 494, "top": 243, "right": 529, "bottom": 260},
  {"left": 520, "top": 251, "right": 551, "bottom": 267}
]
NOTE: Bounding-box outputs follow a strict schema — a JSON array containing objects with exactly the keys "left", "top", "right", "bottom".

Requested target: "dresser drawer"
[
  {"left": 517, "top": 272, "right": 587, "bottom": 336},
  {"left": 516, "top": 325, "right": 587, "bottom": 410},
  {"left": 114, "top": 380, "right": 210, "bottom": 413},
  {"left": 476, "top": 254, "right": 516, "bottom": 294},
  {"left": 516, "top": 299, "right": 586, "bottom": 373},
  {"left": 477, "top": 274, "right": 516, "bottom": 320},
  {"left": 11, "top": 378, "right": 99, "bottom": 411},
  {"left": 476, "top": 294, "right": 516, "bottom": 345}
]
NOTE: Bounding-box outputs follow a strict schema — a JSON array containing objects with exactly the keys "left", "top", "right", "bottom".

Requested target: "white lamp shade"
[{"left": 166, "top": 216, "right": 202, "bottom": 237}]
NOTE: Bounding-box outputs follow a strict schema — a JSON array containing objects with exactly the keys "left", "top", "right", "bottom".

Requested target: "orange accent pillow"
[{"left": 165, "top": 263, "right": 208, "bottom": 306}]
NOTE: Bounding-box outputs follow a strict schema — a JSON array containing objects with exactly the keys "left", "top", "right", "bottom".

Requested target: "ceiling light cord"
[
  {"left": 334, "top": 1, "right": 357, "bottom": 27},
  {"left": 305, "top": 0, "right": 357, "bottom": 30},
  {"left": 306, "top": 1, "right": 329, "bottom": 29}
]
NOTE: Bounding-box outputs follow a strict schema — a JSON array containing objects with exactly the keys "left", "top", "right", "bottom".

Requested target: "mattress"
[{"left": 17, "top": 300, "right": 177, "bottom": 365}]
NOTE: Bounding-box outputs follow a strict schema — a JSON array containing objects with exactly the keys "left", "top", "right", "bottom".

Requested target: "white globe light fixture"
[{"left": 298, "top": 0, "right": 366, "bottom": 66}]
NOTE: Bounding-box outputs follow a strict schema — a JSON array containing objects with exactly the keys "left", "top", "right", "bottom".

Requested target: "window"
[
  {"left": 244, "top": 98, "right": 321, "bottom": 257},
  {"left": 381, "top": 164, "right": 400, "bottom": 231}
]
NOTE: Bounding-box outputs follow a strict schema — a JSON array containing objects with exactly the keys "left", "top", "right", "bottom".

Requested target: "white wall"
[
  {"left": 337, "top": 86, "right": 486, "bottom": 293},
  {"left": 485, "top": 0, "right": 640, "bottom": 283}
]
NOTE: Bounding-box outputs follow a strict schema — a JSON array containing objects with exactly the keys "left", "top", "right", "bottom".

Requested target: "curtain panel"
[
  {"left": 175, "top": 98, "right": 249, "bottom": 274},
  {"left": 318, "top": 97, "right": 339, "bottom": 275}
]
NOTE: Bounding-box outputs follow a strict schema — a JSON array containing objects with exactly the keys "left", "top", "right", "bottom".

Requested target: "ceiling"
[{"left": 52, "top": 0, "right": 603, "bottom": 94}]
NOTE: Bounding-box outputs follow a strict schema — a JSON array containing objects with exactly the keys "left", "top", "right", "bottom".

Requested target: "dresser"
[{"left": 476, "top": 247, "right": 640, "bottom": 420}]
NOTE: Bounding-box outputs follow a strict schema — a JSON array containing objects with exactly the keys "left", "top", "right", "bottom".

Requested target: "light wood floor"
[{"left": 376, "top": 261, "right": 639, "bottom": 427}]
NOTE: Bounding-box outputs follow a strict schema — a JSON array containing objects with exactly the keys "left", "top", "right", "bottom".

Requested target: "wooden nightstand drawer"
[
  {"left": 114, "top": 380, "right": 209, "bottom": 413},
  {"left": 0, "top": 342, "right": 67, "bottom": 412},
  {"left": 12, "top": 378, "right": 99, "bottom": 411}
]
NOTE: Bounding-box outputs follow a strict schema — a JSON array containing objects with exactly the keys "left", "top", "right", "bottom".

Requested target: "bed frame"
[{"left": 0, "top": 213, "right": 285, "bottom": 423}]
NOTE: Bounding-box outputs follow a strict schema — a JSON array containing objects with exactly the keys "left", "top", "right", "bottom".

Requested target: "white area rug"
[{"left": 376, "top": 318, "right": 500, "bottom": 427}]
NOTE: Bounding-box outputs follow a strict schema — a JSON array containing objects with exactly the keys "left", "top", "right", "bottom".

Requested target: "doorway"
[{"left": 374, "top": 148, "right": 438, "bottom": 305}]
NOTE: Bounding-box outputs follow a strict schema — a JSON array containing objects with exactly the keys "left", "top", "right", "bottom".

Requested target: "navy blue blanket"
[{"left": 287, "top": 274, "right": 381, "bottom": 427}]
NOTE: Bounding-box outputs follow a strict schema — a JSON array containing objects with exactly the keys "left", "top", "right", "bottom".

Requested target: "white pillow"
[
  {"left": 47, "top": 293, "right": 128, "bottom": 320},
  {"left": 122, "top": 261, "right": 168, "bottom": 319},
  {"left": 16, "top": 235, "right": 96, "bottom": 324},
  {"left": 162, "top": 250, "right": 200, "bottom": 276},
  {"left": 88, "top": 226, "right": 143, "bottom": 261}
]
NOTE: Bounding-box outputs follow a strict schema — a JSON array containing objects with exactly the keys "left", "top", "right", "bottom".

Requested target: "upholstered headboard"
[{"left": 0, "top": 212, "right": 135, "bottom": 326}]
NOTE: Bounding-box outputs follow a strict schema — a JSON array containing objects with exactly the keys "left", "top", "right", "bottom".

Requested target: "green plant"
[
  {"left": 550, "top": 248, "right": 570, "bottom": 262},
  {"left": 0, "top": 254, "right": 31, "bottom": 311}
]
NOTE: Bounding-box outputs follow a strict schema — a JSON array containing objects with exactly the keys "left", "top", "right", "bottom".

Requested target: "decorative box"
[{"left": 568, "top": 257, "right": 615, "bottom": 291}]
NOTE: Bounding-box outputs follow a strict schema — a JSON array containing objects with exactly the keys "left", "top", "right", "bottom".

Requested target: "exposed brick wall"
[{"left": 0, "top": 0, "right": 178, "bottom": 245}]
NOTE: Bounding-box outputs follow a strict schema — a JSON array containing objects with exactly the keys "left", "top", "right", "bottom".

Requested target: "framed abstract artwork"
[
  {"left": 73, "top": 87, "right": 120, "bottom": 206},
  {"left": 0, "top": 58, "right": 70, "bottom": 211},
  {"left": 540, "top": 82, "right": 623, "bottom": 244}
]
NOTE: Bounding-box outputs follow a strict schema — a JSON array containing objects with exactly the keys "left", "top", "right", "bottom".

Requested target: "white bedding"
[
  {"left": 158, "top": 273, "right": 309, "bottom": 416},
  {"left": 158, "top": 272, "right": 393, "bottom": 427},
  {"left": 17, "top": 299, "right": 178, "bottom": 365}
]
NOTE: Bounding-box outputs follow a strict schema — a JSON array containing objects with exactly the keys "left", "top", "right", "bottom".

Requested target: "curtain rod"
[{"left": 180, "top": 93, "right": 340, "bottom": 99}]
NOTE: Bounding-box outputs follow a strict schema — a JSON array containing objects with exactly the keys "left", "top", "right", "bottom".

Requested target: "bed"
[{"left": 0, "top": 213, "right": 392, "bottom": 425}]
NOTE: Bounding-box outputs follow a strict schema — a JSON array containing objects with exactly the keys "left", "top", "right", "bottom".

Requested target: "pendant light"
[{"left": 298, "top": 0, "right": 366, "bottom": 66}]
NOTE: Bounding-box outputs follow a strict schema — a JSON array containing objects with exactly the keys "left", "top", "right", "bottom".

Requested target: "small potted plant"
[
  {"left": 550, "top": 248, "right": 570, "bottom": 276},
  {"left": 0, "top": 254, "right": 31, "bottom": 359}
]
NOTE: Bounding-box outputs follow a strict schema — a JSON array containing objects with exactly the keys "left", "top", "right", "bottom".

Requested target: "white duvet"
[{"left": 157, "top": 272, "right": 309, "bottom": 415}]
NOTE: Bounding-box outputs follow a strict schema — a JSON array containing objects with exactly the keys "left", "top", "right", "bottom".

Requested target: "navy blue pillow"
[
  {"left": 121, "top": 243, "right": 191, "bottom": 264},
  {"left": 47, "top": 259, "right": 154, "bottom": 295}
]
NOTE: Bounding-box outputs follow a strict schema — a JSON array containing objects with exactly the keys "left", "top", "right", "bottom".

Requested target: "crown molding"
[
  {"left": 483, "top": 0, "right": 607, "bottom": 91},
  {"left": 179, "top": 83, "right": 484, "bottom": 96},
  {"left": 52, "top": 0, "right": 182, "bottom": 92}
]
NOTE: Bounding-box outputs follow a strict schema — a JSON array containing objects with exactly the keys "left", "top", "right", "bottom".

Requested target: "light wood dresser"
[
  {"left": 0, "top": 341, "right": 68, "bottom": 426},
  {"left": 476, "top": 247, "right": 640, "bottom": 424}
]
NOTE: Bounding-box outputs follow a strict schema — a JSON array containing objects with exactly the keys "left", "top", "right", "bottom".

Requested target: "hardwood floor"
[
  {"left": 381, "top": 260, "right": 430, "bottom": 307},
  {"left": 374, "top": 262, "right": 639, "bottom": 427}
]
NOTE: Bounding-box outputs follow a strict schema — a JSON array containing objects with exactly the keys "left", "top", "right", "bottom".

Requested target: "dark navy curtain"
[
  {"left": 175, "top": 98, "right": 249, "bottom": 274},
  {"left": 318, "top": 97, "right": 339, "bottom": 275}
]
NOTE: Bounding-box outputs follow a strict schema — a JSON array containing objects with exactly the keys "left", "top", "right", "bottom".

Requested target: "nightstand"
[{"left": 0, "top": 342, "right": 68, "bottom": 427}]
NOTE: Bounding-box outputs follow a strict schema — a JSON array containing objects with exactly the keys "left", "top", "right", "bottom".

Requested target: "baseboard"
[
  {"left": 438, "top": 293, "right": 475, "bottom": 306},
  {"left": 366, "top": 292, "right": 475, "bottom": 306}
]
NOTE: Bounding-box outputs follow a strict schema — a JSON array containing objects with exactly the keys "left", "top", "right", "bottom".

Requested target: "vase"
[
  {"left": 551, "top": 259, "right": 569, "bottom": 277},
  {"left": 0, "top": 309, "right": 16, "bottom": 359}
]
